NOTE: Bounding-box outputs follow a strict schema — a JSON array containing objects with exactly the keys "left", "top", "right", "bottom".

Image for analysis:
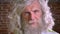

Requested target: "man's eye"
[
  {"left": 34, "top": 10, "right": 39, "bottom": 13},
  {"left": 25, "top": 12, "right": 30, "bottom": 16}
]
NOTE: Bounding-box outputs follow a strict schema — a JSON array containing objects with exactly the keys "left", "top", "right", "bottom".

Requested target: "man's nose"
[{"left": 29, "top": 13, "right": 35, "bottom": 20}]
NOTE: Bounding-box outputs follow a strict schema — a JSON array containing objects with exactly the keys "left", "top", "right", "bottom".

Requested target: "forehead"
[{"left": 25, "top": 1, "right": 41, "bottom": 11}]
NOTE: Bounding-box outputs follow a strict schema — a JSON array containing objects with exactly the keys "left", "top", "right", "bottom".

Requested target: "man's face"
[{"left": 21, "top": 1, "right": 42, "bottom": 28}]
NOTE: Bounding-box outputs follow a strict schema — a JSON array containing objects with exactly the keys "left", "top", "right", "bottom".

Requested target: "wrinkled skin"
[{"left": 21, "top": 0, "right": 42, "bottom": 28}]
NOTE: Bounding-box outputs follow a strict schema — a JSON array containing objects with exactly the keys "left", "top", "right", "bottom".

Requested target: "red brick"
[
  {"left": 0, "top": 0, "right": 15, "bottom": 34},
  {"left": 0, "top": 29, "right": 8, "bottom": 32}
]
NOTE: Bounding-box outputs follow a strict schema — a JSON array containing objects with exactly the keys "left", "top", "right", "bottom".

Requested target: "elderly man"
[{"left": 8, "top": 0, "right": 59, "bottom": 34}]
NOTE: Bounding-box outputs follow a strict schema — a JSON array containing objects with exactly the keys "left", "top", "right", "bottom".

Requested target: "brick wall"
[
  {"left": 0, "top": 0, "right": 13, "bottom": 34},
  {"left": 49, "top": 2, "right": 60, "bottom": 33}
]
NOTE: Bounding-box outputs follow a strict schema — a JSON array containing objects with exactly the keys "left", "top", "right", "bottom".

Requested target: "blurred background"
[{"left": 0, "top": 0, "right": 60, "bottom": 34}]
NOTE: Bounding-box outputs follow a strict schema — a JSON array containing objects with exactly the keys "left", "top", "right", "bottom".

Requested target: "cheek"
[
  {"left": 39, "top": 13, "right": 42, "bottom": 18},
  {"left": 35, "top": 12, "right": 42, "bottom": 20},
  {"left": 21, "top": 13, "right": 30, "bottom": 21}
]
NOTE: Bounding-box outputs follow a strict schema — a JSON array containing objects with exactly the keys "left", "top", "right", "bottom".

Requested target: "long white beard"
[
  {"left": 21, "top": 19, "right": 47, "bottom": 34},
  {"left": 23, "top": 26, "right": 47, "bottom": 34},
  {"left": 24, "top": 26, "right": 41, "bottom": 34}
]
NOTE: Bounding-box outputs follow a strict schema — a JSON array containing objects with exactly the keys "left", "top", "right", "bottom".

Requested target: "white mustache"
[{"left": 28, "top": 20, "right": 37, "bottom": 24}]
